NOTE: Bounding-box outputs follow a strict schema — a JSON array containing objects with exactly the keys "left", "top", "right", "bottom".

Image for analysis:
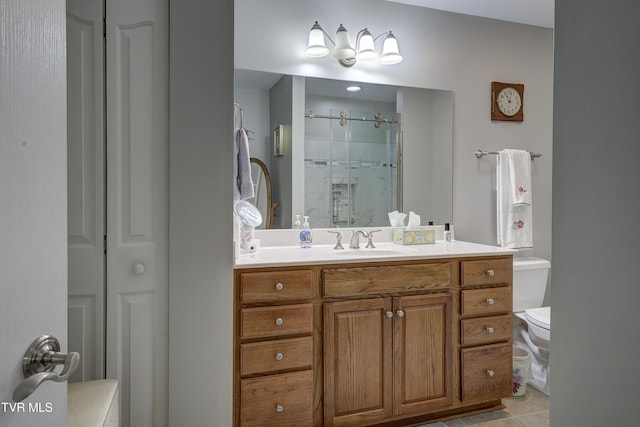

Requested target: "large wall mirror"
[{"left": 235, "top": 68, "right": 453, "bottom": 229}]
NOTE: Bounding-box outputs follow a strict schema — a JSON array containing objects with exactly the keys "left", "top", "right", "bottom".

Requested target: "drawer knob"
[
  {"left": 385, "top": 311, "right": 394, "bottom": 318},
  {"left": 486, "top": 369, "right": 495, "bottom": 377},
  {"left": 486, "top": 298, "right": 495, "bottom": 305},
  {"left": 396, "top": 310, "right": 405, "bottom": 318},
  {"left": 275, "top": 282, "right": 284, "bottom": 291},
  {"left": 275, "top": 317, "right": 283, "bottom": 326},
  {"left": 276, "top": 404, "right": 284, "bottom": 413},
  {"left": 486, "top": 269, "right": 495, "bottom": 276},
  {"left": 275, "top": 352, "right": 284, "bottom": 361},
  {"left": 486, "top": 327, "right": 495, "bottom": 334}
]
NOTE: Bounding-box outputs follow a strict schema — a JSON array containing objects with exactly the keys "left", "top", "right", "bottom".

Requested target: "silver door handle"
[{"left": 12, "top": 335, "right": 80, "bottom": 402}]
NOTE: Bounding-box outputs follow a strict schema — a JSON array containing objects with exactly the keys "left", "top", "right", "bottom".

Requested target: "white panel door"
[
  {"left": 105, "top": 0, "right": 169, "bottom": 426},
  {"left": 66, "top": 0, "right": 106, "bottom": 384},
  {"left": 0, "top": 0, "right": 68, "bottom": 426}
]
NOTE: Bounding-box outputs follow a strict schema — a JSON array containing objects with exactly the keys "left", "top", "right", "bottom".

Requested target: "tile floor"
[{"left": 442, "top": 387, "right": 549, "bottom": 427}]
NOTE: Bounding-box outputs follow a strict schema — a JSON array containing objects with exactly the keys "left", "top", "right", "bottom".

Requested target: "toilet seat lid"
[{"left": 525, "top": 306, "right": 550, "bottom": 330}]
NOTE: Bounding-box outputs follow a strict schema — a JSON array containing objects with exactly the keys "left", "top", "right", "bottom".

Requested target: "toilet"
[{"left": 512, "top": 257, "right": 551, "bottom": 396}]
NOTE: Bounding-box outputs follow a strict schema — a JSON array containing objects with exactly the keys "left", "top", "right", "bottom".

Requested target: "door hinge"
[
  {"left": 104, "top": 234, "right": 107, "bottom": 255},
  {"left": 103, "top": 17, "right": 106, "bottom": 38}
]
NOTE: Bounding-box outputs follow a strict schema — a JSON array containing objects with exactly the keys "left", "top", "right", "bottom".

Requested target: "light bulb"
[
  {"left": 379, "top": 32, "right": 403, "bottom": 64},
  {"left": 332, "top": 24, "right": 356, "bottom": 60},
  {"left": 305, "top": 22, "right": 329, "bottom": 57}
]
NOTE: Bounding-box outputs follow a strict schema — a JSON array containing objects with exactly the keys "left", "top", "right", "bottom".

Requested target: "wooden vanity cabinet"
[
  {"left": 323, "top": 293, "right": 453, "bottom": 427},
  {"left": 234, "top": 254, "right": 513, "bottom": 427},
  {"left": 235, "top": 269, "right": 315, "bottom": 427},
  {"left": 322, "top": 263, "right": 453, "bottom": 427},
  {"left": 460, "top": 258, "right": 513, "bottom": 403}
]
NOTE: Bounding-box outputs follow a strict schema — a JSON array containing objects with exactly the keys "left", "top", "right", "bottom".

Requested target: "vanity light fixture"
[
  {"left": 346, "top": 85, "right": 362, "bottom": 92},
  {"left": 305, "top": 21, "right": 403, "bottom": 67}
]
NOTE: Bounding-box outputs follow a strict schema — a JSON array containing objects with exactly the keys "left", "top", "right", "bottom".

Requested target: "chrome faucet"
[
  {"left": 349, "top": 230, "right": 369, "bottom": 249},
  {"left": 365, "top": 230, "right": 382, "bottom": 248},
  {"left": 327, "top": 230, "right": 344, "bottom": 250}
]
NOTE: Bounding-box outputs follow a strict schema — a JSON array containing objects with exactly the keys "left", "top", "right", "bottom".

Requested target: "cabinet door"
[
  {"left": 394, "top": 294, "right": 453, "bottom": 416},
  {"left": 324, "top": 298, "right": 393, "bottom": 427}
]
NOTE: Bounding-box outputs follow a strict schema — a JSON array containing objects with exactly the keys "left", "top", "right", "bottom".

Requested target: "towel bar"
[{"left": 475, "top": 149, "right": 541, "bottom": 159}]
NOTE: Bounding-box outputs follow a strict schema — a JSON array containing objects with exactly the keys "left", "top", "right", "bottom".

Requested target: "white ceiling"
[{"left": 387, "top": 0, "right": 554, "bottom": 28}]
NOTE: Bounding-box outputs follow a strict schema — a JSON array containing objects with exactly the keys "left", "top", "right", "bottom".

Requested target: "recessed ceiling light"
[{"left": 346, "top": 85, "right": 362, "bottom": 92}]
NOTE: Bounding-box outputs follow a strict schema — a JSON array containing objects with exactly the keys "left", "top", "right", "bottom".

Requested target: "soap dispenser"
[
  {"left": 293, "top": 214, "right": 302, "bottom": 229},
  {"left": 444, "top": 223, "right": 452, "bottom": 242},
  {"left": 299, "top": 216, "right": 313, "bottom": 248}
]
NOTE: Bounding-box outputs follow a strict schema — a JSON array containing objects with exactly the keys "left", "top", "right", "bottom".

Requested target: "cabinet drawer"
[
  {"left": 240, "top": 370, "right": 313, "bottom": 426},
  {"left": 461, "top": 343, "right": 512, "bottom": 402},
  {"left": 323, "top": 262, "right": 451, "bottom": 297},
  {"left": 461, "top": 314, "right": 512, "bottom": 347},
  {"left": 461, "top": 258, "right": 512, "bottom": 287},
  {"left": 461, "top": 287, "right": 511, "bottom": 316},
  {"left": 241, "top": 336, "right": 313, "bottom": 376},
  {"left": 241, "top": 304, "right": 313, "bottom": 339},
  {"left": 240, "top": 270, "right": 313, "bottom": 303}
]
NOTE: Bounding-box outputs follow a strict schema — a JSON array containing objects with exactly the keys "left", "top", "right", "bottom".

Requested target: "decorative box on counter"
[{"left": 393, "top": 228, "right": 436, "bottom": 245}]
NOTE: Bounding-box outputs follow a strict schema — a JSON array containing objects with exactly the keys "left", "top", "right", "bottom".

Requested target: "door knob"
[
  {"left": 13, "top": 335, "right": 80, "bottom": 402},
  {"left": 133, "top": 262, "right": 145, "bottom": 275}
]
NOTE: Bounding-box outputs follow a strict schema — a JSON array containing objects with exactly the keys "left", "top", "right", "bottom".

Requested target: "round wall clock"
[{"left": 491, "top": 81, "right": 524, "bottom": 122}]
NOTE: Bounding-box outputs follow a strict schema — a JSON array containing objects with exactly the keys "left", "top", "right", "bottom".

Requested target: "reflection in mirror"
[
  {"left": 249, "top": 158, "right": 275, "bottom": 229},
  {"left": 305, "top": 104, "right": 399, "bottom": 228},
  {"left": 234, "top": 69, "right": 453, "bottom": 229}
]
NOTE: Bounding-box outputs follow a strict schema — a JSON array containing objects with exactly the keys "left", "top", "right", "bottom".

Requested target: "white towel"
[
  {"left": 506, "top": 149, "right": 532, "bottom": 206},
  {"left": 497, "top": 149, "right": 533, "bottom": 249},
  {"left": 233, "top": 128, "right": 254, "bottom": 201}
]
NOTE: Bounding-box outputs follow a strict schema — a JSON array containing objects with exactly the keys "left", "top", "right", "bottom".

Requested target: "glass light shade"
[
  {"left": 379, "top": 32, "right": 403, "bottom": 64},
  {"left": 306, "top": 23, "right": 329, "bottom": 57},
  {"left": 332, "top": 24, "right": 356, "bottom": 60},
  {"left": 355, "top": 29, "right": 378, "bottom": 61}
]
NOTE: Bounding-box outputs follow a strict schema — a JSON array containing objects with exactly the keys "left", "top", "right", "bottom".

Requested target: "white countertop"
[{"left": 234, "top": 240, "right": 514, "bottom": 269}]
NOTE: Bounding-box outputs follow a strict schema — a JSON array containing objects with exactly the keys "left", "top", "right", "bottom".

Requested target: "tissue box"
[{"left": 393, "top": 228, "right": 435, "bottom": 245}]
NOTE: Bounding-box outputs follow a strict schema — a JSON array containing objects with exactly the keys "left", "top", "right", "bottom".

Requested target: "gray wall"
[
  {"left": 552, "top": 1, "right": 640, "bottom": 425},
  {"left": 169, "top": 0, "right": 234, "bottom": 425},
  {"left": 269, "top": 76, "right": 294, "bottom": 229},
  {"left": 400, "top": 87, "right": 454, "bottom": 224}
]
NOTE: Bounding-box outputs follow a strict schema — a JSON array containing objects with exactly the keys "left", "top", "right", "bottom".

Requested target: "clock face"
[{"left": 497, "top": 87, "right": 522, "bottom": 117}]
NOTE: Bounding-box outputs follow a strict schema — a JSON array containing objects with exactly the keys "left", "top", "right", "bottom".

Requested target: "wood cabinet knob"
[
  {"left": 396, "top": 310, "right": 405, "bottom": 318},
  {"left": 486, "top": 298, "right": 495, "bottom": 305},
  {"left": 276, "top": 404, "right": 284, "bottom": 413},
  {"left": 486, "top": 369, "right": 495, "bottom": 377},
  {"left": 486, "top": 269, "right": 495, "bottom": 276},
  {"left": 275, "top": 282, "right": 284, "bottom": 291},
  {"left": 386, "top": 311, "right": 394, "bottom": 318},
  {"left": 275, "top": 352, "right": 284, "bottom": 361},
  {"left": 486, "top": 327, "right": 495, "bottom": 334},
  {"left": 275, "top": 317, "right": 283, "bottom": 326}
]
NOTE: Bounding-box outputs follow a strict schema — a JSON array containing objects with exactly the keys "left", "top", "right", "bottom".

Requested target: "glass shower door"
[{"left": 303, "top": 108, "right": 398, "bottom": 228}]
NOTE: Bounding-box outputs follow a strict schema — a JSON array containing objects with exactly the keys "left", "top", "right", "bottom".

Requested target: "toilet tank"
[{"left": 512, "top": 257, "right": 551, "bottom": 312}]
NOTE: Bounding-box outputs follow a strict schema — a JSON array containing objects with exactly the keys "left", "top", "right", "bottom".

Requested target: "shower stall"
[{"left": 304, "top": 108, "right": 400, "bottom": 228}]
